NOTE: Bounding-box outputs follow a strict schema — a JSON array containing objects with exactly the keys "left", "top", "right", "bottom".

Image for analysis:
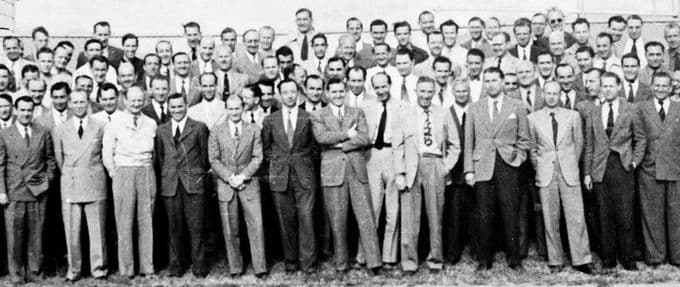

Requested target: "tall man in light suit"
[
  {"left": 464, "top": 67, "right": 530, "bottom": 271},
  {"left": 0, "top": 96, "right": 56, "bottom": 284},
  {"left": 528, "top": 81, "right": 592, "bottom": 274},
  {"left": 394, "top": 76, "right": 461, "bottom": 273},
  {"left": 209, "top": 95, "right": 267, "bottom": 277},
  {"left": 155, "top": 93, "right": 210, "bottom": 277},
  {"left": 53, "top": 89, "right": 108, "bottom": 281},
  {"left": 312, "top": 78, "right": 382, "bottom": 273}
]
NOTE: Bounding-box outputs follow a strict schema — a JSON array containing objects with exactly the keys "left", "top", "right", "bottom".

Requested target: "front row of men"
[{"left": 1, "top": 65, "right": 679, "bottom": 282}]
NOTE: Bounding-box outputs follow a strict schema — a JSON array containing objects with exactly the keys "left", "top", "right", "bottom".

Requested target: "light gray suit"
[{"left": 53, "top": 117, "right": 108, "bottom": 279}]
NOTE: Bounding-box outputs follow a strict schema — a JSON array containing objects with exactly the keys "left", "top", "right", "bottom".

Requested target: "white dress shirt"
[
  {"left": 347, "top": 91, "right": 367, "bottom": 109},
  {"left": 391, "top": 73, "right": 418, "bottom": 106},
  {"left": 304, "top": 101, "right": 323, "bottom": 113},
  {"left": 171, "top": 116, "right": 187, "bottom": 136},
  {"left": 52, "top": 108, "right": 69, "bottom": 127},
  {"left": 73, "top": 116, "right": 88, "bottom": 133},
  {"left": 0, "top": 118, "right": 12, "bottom": 129},
  {"left": 228, "top": 120, "right": 242, "bottom": 137},
  {"left": 560, "top": 90, "right": 577, "bottom": 109},
  {"left": 282, "top": 106, "right": 298, "bottom": 133},
  {"left": 151, "top": 100, "right": 167, "bottom": 119},
  {"left": 487, "top": 95, "right": 504, "bottom": 121},
  {"left": 469, "top": 76, "right": 484, "bottom": 103},
  {"left": 175, "top": 76, "right": 191, "bottom": 94},
  {"left": 92, "top": 109, "right": 120, "bottom": 123},
  {"left": 622, "top": 80, "right": 639, "bottom": 100},
  {"left": 16, "top": 121, "right": 31, "bottom": 138},
  {"left": 654, "top": 98, "right": 670, "bottom": 114},
  {"left": 188, "top": 98, "right": 226, "bottom": 130},
  {"left": 601, "top": 99, "right": 619, "bottom": 129}
]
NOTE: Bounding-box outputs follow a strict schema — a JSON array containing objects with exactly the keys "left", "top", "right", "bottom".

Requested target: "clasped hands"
[
  {"left": 228, "top": 174, "right": 247, "bottom": 190},
  {"left": 332, "top": 124, "right": 359, "bottom": 149}
]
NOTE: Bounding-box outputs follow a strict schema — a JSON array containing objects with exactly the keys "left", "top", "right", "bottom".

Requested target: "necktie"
[
  {"left": 250, "top": 112, "right": 255, "bottom": 124},
  {"left": 312, "top": 104, "right": 317, "bottom": 111},
  {"left": 234, "top": 125, "right": 240, "bottom": 137},
  {"left": 563, "top": 94, "right": 571, "bottom": 109},
  {"left": 24, "top": 126, "right": 30, "bottom": 147},
  {"left": 674, "top": 49, "right": 680, "bottom": 72},
  {"left": 461, "top": 111, "right": 466, "bottom": 128},
  {"left": 78, "top": 119, "right": 84, "bottom": 139},
  {"left": 181, "top": 79, "right": 187, "bottom": 95},
  {"left": 423, "top": 110, "right": 433, "bottom": 146},
  {"left": 191, "top": 47, "right": 197, "bottom": 61},
  {"left": 317, "top": 58, "right": 322, "bottom": 73},
  {"left": 492, "top": 100, "right": 499, "bottom": 123},
  {"left": 523, "top": 49, "right": 528, "bottom": 61},
  {"left": 606, "top": 102, "right": 614, "bottom": 137},
  {"left": 301, "top": 34, "right": 309, "bottom": 61},
  {"left": 97, "top": 83, "right": 102, "bottom": 102},
  {"left": 374, "top": 101, "right": 387, "bottom": 149},
  {"left": 401, "top": 76, "right": 409, "bottom": 103},
  {"left": 627, "top": 82, "right": 635, "bottom": 103},
  {"left": 223, "top": 73, "right": 230, "bottom": 99},
  {"left": 526, "top": 90, "right": 533, "bottom": 110},
  {"left": 286, "top": 111, "right": 295, "bottom": 146},
  {"left": 174, "top": 125, "right": 181, "bottom": 144},
  {"left": 160, "top": 103, "right": 167, "bottom": 122},
  {"left": 659, "top": 99, "right": 666, "bottom": 121},
  {"left": 600, "top": 60, "right": 606, "bottom": 71},
  {"left": 496, "top": 56, "right": 502, "bottom": 70},
  {"left": 550, "top": 112, "right": 558, "bottom": 146},
  {"left": 133, "top": 115, "right": 138, "bottom": 128},
  {"left": 107, "top": 113, "right": 112, "bottom": 122},
  {"left": 438, "top": 86, "right": 444, "bottom": 105},
  {"left": 630, "top": 39, "right": 637, "bottom": 56},
  {"left": 337, "top": 109, "right": 344, "bottom": 126}
]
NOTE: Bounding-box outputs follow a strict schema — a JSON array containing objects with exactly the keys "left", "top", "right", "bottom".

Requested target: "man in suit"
[
  {"left": 142, "top": 76, "right": 170, "bottom": 124},
  {"left": 466, "top": 49, "right": 486, "bottom": 103},
  {"left": 414, "top": 31, "right": 446, "bottom": 79},
  {"left": 545, "top": 7, "right": 578, "bottom": 48},
  {"left": 336, "top": 34, "right": 374, "bottom": 70},
  {"left": 170, "top": 52, "right": 200, "bottom": 106},
  {"left": 303, "top": 33, "right": 330, "bottom": 77},
  {"left": 76, "top": 22, "right": 124, "bottom": 69},
  {"left": 620, "top": 53, "right": 653, "bottom": 103},
  {"left": 574, "top": 47, "right": 595, "bottom": 95},
  {"left": 102, "top": 86, "right": 158, "bottom": 277},
  {"left": 462, "top": 17, "right": 495, "bottom": 59},
  {"left": 593, "top": 33, "right": 623, "bottom": 78},
  {"left": 485, "top": 32, "right": 520, "bottom": 76},
  {"left": 464, "top": 67, "right": 530, "bottom": 271},
  {"left": 639, "top": 42, "right": 670, "bottom": 86},
  {"left": 287, "top": 8, "right": 316, "bottom": 65},
  {"left": 531, "top": 13, "right": 549, "bottom": 49},
  {"left": 556, "top": 64, "right": 586, "bottom": 110},
  {"left": 73, "top": 45, "right": 118, "bottom": 97},
  {"left": 528, "top": 81, "right": 592, "bottom": 273},
  {"left": 311, "top": 78, "right": 382, "bottom": 273},
  {"left": 261, "top": 79, "right": 318, "bottom": 272},
  {"left": 0, "top": 93, "right": 13, "bottom": 129},
  {"left": 240, "top": 84, "right": 267, "bottom": 128},
  {"left": 394, "top": 76, "right": 460, "bottom": 273},
  {"left": 155, "top": 93, "right": 209, "bottom": 277},
  {"left": 190, "top": 38, "right": 217, "bottom": 76},
  {"left": 392, "top": 21, "right": 428, "bottom": 65},
  {"left": 0, "top": 96, "right": 56, "bottom": 284},
  {"left": 516, "top": 61, "right": 545, "bottom": 112},
  {"left": 24, "top": 27, "right": 49, "bottom": 63},
  {"left": 510, "top": 18, "right": 545, "bottom": 63},
  {"left": 583, "top": 72, "right": 646, "bottom": 272},
  {"left": 53, "top": 89, "right": 108, "bottom": 281},
  {"left": 36, "top": 81, "right": 72, "bottom": 131},
  {"left": 636, "top": 72, "right": 680, "bottom": 266},
  {"left": 392, "top": 48, "right": 419, "bottom": 106},
  {"left": 0, "top": 37, "right": 34, "bottom": 85},
  {"left": 257, "top": 80, "right": 280, "bottom": 115},
  {"left": 346, "top": 66, "right": 372, "bottom": 109},
  {"left": 621, "top": 15, "right": 647, "bottom": 67},
  {"left": 440, "top": 20, "right": 468, "bottom": 77},
  {"left": 566, "top": 18, "right": 594, "bottom": 57},
  {"left": 549, "top": 31, "right": 581, "bottom": 76},
  {"left": 136, "top": 54, "right": 161, "bottom": 92},
  {"left": 214, "top": 45, "right": 250, "bottom": 100},
  {"left": 120, "top": 34, "right": 144, "bottom": 79},
  {"left": 92, "top": 83, "right": 122, "bottom": 123},
  {"left": 188, "top": 73, "right": 225, "bottom": 130},
  {"left": 300, "top": 75, "right": 326, "bottom": 113},
  {"left": 347, "top": 17, "right": 376, "bottom": 68},
  {"left": 664, "top": 23, "right": 680, "bottom": 72},
  {"left": 235, "top": 29, "right": 265, "bottom": 83},
  {"left": 156, "top": 40, "right": 174, "bottom": 78}
]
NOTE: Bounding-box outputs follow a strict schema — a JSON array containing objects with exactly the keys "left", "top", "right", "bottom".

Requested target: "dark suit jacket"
[
  {"left": 121, "top": 56, "right": 144, "bottom": 82},
  {"left": 508, "top": 44, "right": 545, "bottom": 63},
  {"left": 637, "top": 100, "right": 680, "bottom": 180},
  {"left": 391, "top": 44, "right": 428, "bottom": 65},
  {"left": 261, "top": 108, "right": 318, "bottom": 192},
  {"left": 617, "top": 82, "right": 653, "bottom": 103},
  {"left": 0, "top": 123, "right": 57, "bottom": 201},
  {"left": 76, "top": 45, "right": 124, "bottom": 69},
  {"left": 298, "top": 101, "right": 327, "bottom": 112},
  {"left": 449, "top": 106, "right": 466, "bottom": 185},
  {"left": 141, "top": 103, "right": 168, "bottom": 125},
  {"left": 155, "top": 118, "right": 210, "bottom": 196}
]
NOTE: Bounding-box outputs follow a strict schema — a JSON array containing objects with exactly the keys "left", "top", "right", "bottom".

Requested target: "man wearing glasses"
[{"left": 545, "top": 7, "right": 577, "bottom": 49}]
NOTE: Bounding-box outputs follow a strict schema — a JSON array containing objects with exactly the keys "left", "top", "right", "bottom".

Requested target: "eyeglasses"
[
  {"left": 504, "top": 82, "right": 519, "bottom": 86},
  {"left": 550, "top": 18, "right": 563, "bottom": 24}
]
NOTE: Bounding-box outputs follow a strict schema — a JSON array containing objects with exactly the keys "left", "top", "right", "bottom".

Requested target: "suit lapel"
[
  {"left": 273, "top": 111, "right": 291, "bottom": 150},
  {"left": 479, "top": 99, "right": 492, "bottom": 133},
  {"left": 555, "top": 109, "right": 568, "bottom": 146},
  {"left": 492, "top": 99, "right": 512, "bottom": 135},
  {"left": 291, "top": 110, "right": 308, "bottom": 150},
  {"left": 665, "top": 101, "right": 680, "bottom": 130},
  {"left": 647, "top": 101, "right": 664, "bottom": 131},
  {"left": 592, "top": 105, "right": 609, "bottom": 142},
  {"left": 8, "top": 125, "right": 29, "bottom": 164},
  {"left": 611, "top": 99, "right": 628, "bottom": 137},
  {"left": 179, "top": 119, "right": 196, "bottom": 143},
  {"left": 72, "top": 119, "right": 97, "bottom": 162}
]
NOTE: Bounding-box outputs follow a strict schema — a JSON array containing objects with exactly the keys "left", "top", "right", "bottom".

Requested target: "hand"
[
  {"left": 333, "top": 143, "right": 343, "bottom": 148},
  {"left": 228, "top": 175, "right": 241, "bottom": 189},
  {"left": 0, "top": 193, "right": 7, "bottom": 205},
  {"left": 346, "top": 124, "right": 358, "bottom": 138},
  {"left": 395, "top": 174, "right": 407, "bottom": 191},
  {"left": 465, "top": 173, "right": 475, "bottom": 187},
  {"left": 233, "top": 174, "right": 246, "bottom": 187},
  {"left": 630, "top": 162, "right": 637, "bottom": 170},
  {"left": 583, "top": 175, "right": 593, "bottom": 191}
]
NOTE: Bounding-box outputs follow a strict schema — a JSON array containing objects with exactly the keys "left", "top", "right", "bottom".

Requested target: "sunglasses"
[{"left": 550, "top": 18, "right": 563, "bottom": 24}]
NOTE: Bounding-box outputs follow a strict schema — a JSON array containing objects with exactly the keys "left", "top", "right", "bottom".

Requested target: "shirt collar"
[
  {"left": 172, "top": 116, "right": 188, "bottom": 132},
  {"left": 74, "top": 115, "right": 88, "bottom": 129},
  {"left": 329, "top": 104, "right": 344, "bottom": 117},
  {"left": 488, "top": 94, "right": 504, "bottom": 106}
]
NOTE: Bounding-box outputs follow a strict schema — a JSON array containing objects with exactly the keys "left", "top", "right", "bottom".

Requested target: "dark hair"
[
  {"left": 596, "top": 32, "right": 613, "bottom": 44},
  {"left": 167, "top": 92, "right": 187, "bottom": 104},
  {"left": 393, "top": 21, "right": 411, "bottom": 33},
  {"left": 483, "top": 67, "right": 505, "bottom": 79},
  {"left": 150, "top": 75, "right": 170, "bottom": 87},
  {"left": 346, "top": 17, "right": 362, "bottom": 29},
  {"left": 372, "top": 43, "right": 391, "bottom": 54},
  {"left": 122, "top": 33, "right": 138, "bottom": 46},
  {"left": 21, "top": 64, "right": 39, "bottom": 78},
  {"left": 440, "top": 20, "right": 460, "bottom": 33},
  {"left": 467, "top": 48, "right": 485, "bottom": 62},
  {"left": 242, "top": 84, "right": 262, "bottom": 99},
  {"left": 221, "top": 27, "right": 237, "bottom": 37},
  {"left": 627, "top": 14, "right": 643, "bottom": 25},
  {"left": 369, "top": 19, "right": 388, "bottom": 31},
  {"left": 346, "top": 66, "right": 367, "bottom": 80},
  {"left": 36, "top": 47, "right": 53, "bottom": 59},
  {"left": 608, "top": 15, "right": 626, "bottom": 27},
  {"left": 427, "top": 31, "right": 443, "bottom": 43},
  {"left": 621, "top": 52, "right": 640, "bottom": 66},
  {"left": 172, "top": 52, "right": 190, "bottom": 63},
  {"left": 468, "top": 16, "right": 486, "bottom": 27},
  {"left": 395, "top": 47, "right": 414, "bottom": 61},
  {"left": 326, "top": 77, "right": 345, "bottom": 91},
  {"left": 89, "top": 55, "right": 109, "bottom": 68},
  {"left": 277, "top": 78, "right": 298, "bottom": 93},
  {"left": 143, "top": 53, "right": 161, "bottom": 65},
  {"left": 311, "top": 33, "right": 327, "bottom": 45},
  {"left": 93, "top": 21, "right": 111, "bottom": 32},
  {"left": 14, "top": 96, "right": 33, "bottom": 109},
  {"left": 84, "top": 38, "right": 103, "bottom": 51},
  {"left": 644, "top": 41, "right": 665, "bottom": 53},
  {"left": 275, "top": 46, "right": 294, "bottom": 62},
  {"left": 327, "top": 56, "right": 347, "bottom": 68},
  {"left": 31, "top": 26, "right": 49, "bottom": 39},
  {"left": 100, "top": 82, "right": 119, "bottom": 96},
  {"left": 50, "top": 81, "right": 71, "bottom": 96},
  {"left": 74, "top": 75, "right": 93, "bottom": 84},
  {"left": 416, "top": 75, "right": 435, "bottom": 86},
  {"left": 257, "top": 79, "right": 276, "bottom": 91},
  {"left": 652, "top": 71, "right": 672, "bottom": 84},
  {"left": 513, "top": 18, "right": 532, "bottom": 34},
  {"left": 0, "top": 93, "right": 12, "bottom": 105},
  {"left": 183, "top": 21, "right": 201, "bottom": 32},
  {"left": 295, "top": 8, "right": 313, "bottom": 18},
  {"left": 572, "top": 18, "right": 590, "bottom": 30},
  {"left": 537, "top": 50, "right": 554, "bottom": 62},
  {"left": 55, "top": 40, "right": 74, "bottom": 50},
  {"left": 304, "top": 74, "right": 324, "bottom": 88},
  {"left": 575, "top": 46, "right": 595, "bottom": 57},
  {"left": 432, "top": 56, "right": 452, "bottom": 70}
]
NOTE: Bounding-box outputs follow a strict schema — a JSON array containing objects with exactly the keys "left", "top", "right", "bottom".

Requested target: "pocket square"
[{"left": 508, "top": 113, "right": 517, "bottom": 119}]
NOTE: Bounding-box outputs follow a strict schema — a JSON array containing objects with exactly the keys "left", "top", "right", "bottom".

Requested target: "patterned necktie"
[
  {"left": 627, "top": 82, "right": 635, "bottom": 103},
  {"left": 423, "top": 110, "right": 433, "bottom": 146},
  {"left": 492, "top": 100, "right": 499, "bottom": 123},
  {"left": 550, "top": 112, "right": 558, "bottom": 146},
  {"left": 160, "top": 103, "right": 167, "bottom": 122},
  {"left": 659, "top": 99, "right": 666, "bottom": 121},
  {"left": 234, "top": 125, "right": 240, "bottom": 137},
  {"left": 526, "top": 90, "right": 533, "bottom": 110},
  {"left": 438, "top": 85, "right": 445, "bottom": 105},
  {"left": 181, "top": 79, "right": 187, "bottom": 95},
  {"left": 563, "top": 93, "right": 571, "bottom": 109},
  {"left": 250, "top": 112, "right": 256, "bottom": 124},
  {"left": 523, "top": 49, "right": 528, "bottom": 61},
  {"left": 301, "top": 34, "right": 309, "bottom": 61},
  {"left": 133, "top": 115, "right": 139, "bottom": 128},
  {"left": 374, "top": 101, "right": 387, "bottom": 149},
  {"left": 286, "top": 111, "right": 295, "bottom": 146},
  {"left": 606, "top": 102, "right": 615, "bottom": 137},
  {"left": 78, "top": 119, "right": 84, "bottom": 139},
  {"left": 401, "top": 76, "right": 409, "bottom": 103}
]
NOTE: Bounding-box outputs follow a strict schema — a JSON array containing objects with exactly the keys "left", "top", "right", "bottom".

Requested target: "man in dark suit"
[
  {"left": 155, "top": 93, "right": 209, "bottom": 277},
  {"left": 574, "top": 47, "right": 595, "bottom": 95},
  {"left": 0, "top": 96, "right": 57, "bottom": 284},
  {"left": 392, "top": 21, "right": 428, "bottom": 65},
  {"left": 299, "top": 75, "right": 326, "bottom": 113},
  {"left": 509, "top": 18, "right": 546, "bottom": 63},
  {"left": 76, "top": 21, "right": 124, "bottom": 69},
  {"left": 583, "top": 72, "right": 646, "bottom": 272},
  {"left": 120, "top": 33, "right": 144, "bottom": 80},
  {"left": 142, "top": 76, "right": 170, "bottom": 124},
  {"left": 461, "top": 17, "right": 495, "bottom": 59},
  {"left": 556, "top": 64, "right": 586, "bottom": 110},
  {"left": 261, "top": 79, "right": 318, "bottom": 272},
  {"left": 135, "top": 54, "right": 161, "bottom": 92},
  {"left": 337, "top": 34, "right": 375, "bottom": 70},
  {"left": 636, "top": 72, "right": 680, "bottom": 266},
  {"left": 620, "top": 53, "right": 653, "bottom": 103}
]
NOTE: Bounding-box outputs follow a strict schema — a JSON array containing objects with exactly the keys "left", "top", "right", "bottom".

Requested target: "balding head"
[
  {"left": 338, "top": 34, "right": 357, "bottom": 62},
  {"left": 199, "top": 37, "right": 216, "bottom": 61},
  {"left": 548, "top": 31, "right": 565, "bottom": 55},
  {"left": 118, "top": 62, "right": 136, "bottom": 88}
]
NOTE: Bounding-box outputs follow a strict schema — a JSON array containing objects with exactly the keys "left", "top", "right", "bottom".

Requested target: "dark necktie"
[
  {"left": 496, "top": 56, "right": 502, "bottom": 69},
  {"left": 526, "top": 90, "right": 533, "bottom": 110},
  {"left": 674, "top": 49, "right": 680, "bottom": 71},
  {"left": 374, "top": 101, "right": 387, "bottom": 149},
  {"left": 24, "top": 126, "right": 30, "bottom": 147},
  {"left": 312, "top": 104, "right": 317, "bottom": 111},
  {"left": 181, "top": 79, "right": 187, "bottom": 95},
  {"left": 191, "top": 47, "right": 198, "bottom": 61},
  {"left": 78, "top": 119, "right": 84, "bottom": 139},
  {"left": 606, "top": 102, "right": 614, "bottom": 137},
  {"left": 523, "top": 48, "right": 528, "bottom": 61},
  {"left": 423, "top": 110, "right": 433, "bottom": 146},
  {"left": 630, "top": 39, "right": 638, "bottom": 56},
  {"left": 250, "top": 112, "right": 255, "bottom": 124},
  {"left": 659, "top": 99, "right": 666, "bottom": 121},
  {"left": 287, "top": 111, "right": 295, "bottom": 146},
  {"left": 160, "top": 103, "right": 167, "bottom": 122},
  {"left": 461, "top": 111, "right": 466, "bottom": 128},
  {"left": 174, "top": 125, "right": 181, "bottom": 145},
  {"left": 563, "top": 94, "right": 571, "bottom": 109},
  {"left": 492, "top": 100, "right": 499, "bottom": 124},
  {"left": 223, "top": 73, "right": 230, "bottom": 99},
  {"left": 438, "top": 85, "right": 444, "bottom": 105},
  {"left": 301, "top": 34, "right": 309, "bottom": 61},
  {"left": 627, "top": 82, "right": 635, "bottom": 103},
  {"left": 337, "top": 109, "right": 344, "bottom": 126},
  {"left": 133, "top": 115, "right": 139, "bottom": 128},
  {"left": 317, "top": 58, "right": 323, "bottom": 73},
  {"left": 234, "top": 125, "right": 240, "bottom": 137},
  {"left": 401, "top": 77, "right": 409, "bottom": 103},
  {"left": 550, "top": 112, "right": 558, "bottom": 146},
  {"left": 96, "top": 83, "right": 103, "bottom": 102}
]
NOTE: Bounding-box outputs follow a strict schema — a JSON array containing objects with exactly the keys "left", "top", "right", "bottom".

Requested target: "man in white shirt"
[
  {"left": 288, "top": 8, "right": 316, "bottom": 64},
  {"left": 365, "top": 43, "right": 400, "bottom": 97},
  {"left": 392, "top": 48, "right": 418, "bottom": 105},
  {"left": 73, "top": 40, "right": 118, "bottom": 89},
  {"left": 0, "top": 93, "right": 13, "bottom": 129},
  {"left": 188, "top": 73, "right": 225, "bottom": 130},
  {"left": 92, "top": 83, "right": 122, "bottom": 123},
  {"left": 440, "top": 20, "right": 468, "bottom": 75},
  {"left": 0, "top": 36, "right": 34, "bottom": 85},
  {"left": 432, "top": 57, "right": 455, "bottom": 108},
  {"left": 240, "top": 84, "right": 266, "bottom": 128},
  {"left": 346, "top": 67, "right": 370, "bottom": 109},
  {"left": 593, "top": 33, "right": 623, "bottom": 78},
  {"left": 537, "top": 51, "right": 556, "bottom": 89},
  {"left": 36, "top": 81, "right": 71, "bottom": 132},
  {"left": 466, "top": 49, "right": 486, "bottom": 103},
  {"left": 26, "top": 79, "right": 48, "bottom": 119},
  {"left": 621, "top": 53, "right": 653, "bottom": 103},
  {"left": 141, "top": 76, "right": 170, "bottom": 124},
  {"left": 303, "top": 33, "right": 329, "bottom": 76},
  {"left": 299, "top": 75, "right": 326, "bottom": 113},
  {"left": 621, "top": 15, "right": 647, "bottom": 67},
  {"left": 191, "top": 38, "right": 216, "bottom": 76}
]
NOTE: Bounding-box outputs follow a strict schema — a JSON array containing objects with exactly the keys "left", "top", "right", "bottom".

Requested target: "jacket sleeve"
[
  {"left": 261, "top": 117, "right": 272, "bottom": 163},
  {"left": 102, "top": 123, "right": 116, "bottom": 174},
  {"left": 528, "top": 116, "right": 539, "bottom": 169},
  {"left": 312, "top": 111, "right": 349, "bottom": 144},
  {"left": 241, "top": 126, "right": 263, "bottom": 179},
  {"left": 392, "top": 108, "right": 406, "bottom": 175},
  {"left": 632, "top": 105, "right": 647, "bottom": 166},
  {"left": 198, "top": 123, "right": 210, "bottom": 171},
  {"left": 44, "top": 131, "right": 57, "bottom": 183},
  {"left": 342, "top": 109, "right": 371, "bottom": 151},
  {"left": 0, "top": 134, "right": 6, "bottom": 196},
  {"left": 53, "top": 127, "right": 64, "bottom": 170},
  {"left": 573, "top": 112, "right": 584, "bottom": 160},
  {"left": 208, "top": 127, "right": 232, "bottom": 182},
  {"left": 515, "top": 106, "right": 530, "bottom": 164}
]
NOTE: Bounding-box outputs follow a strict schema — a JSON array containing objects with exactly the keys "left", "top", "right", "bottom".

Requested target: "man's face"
[
  {"left": 484, "top": 72, "right": 503, "bottom": 97},
  {"left": 595, "top": 37, "right": 612, "bottom": 59},
  {"left": 371, "top": 74, "right": 391, "bottom": 102},
  {"left": 627, "top": 19, "right": 643, "bottom": 40},
  {"left": 549, "top": 36, "right": 565, "bottom": 56},
  {"left": 259, "top": 85, "right": 275, "bottom": 107},
  {"left": 516, "top": 63, "right": 535, "bottom": 86},
  {"left": 395, "top": 26, "right": 411, "bottom": 47},
  {"left": 347, "top": 20, "right": 363, "bottom": 42},
  {"left": 292, "top": 66, "right": 307, "bottom": 88},
  {"left": 311, "top": 37, "right": 327, "bottom": 59},
  {"left": 33, "top": 32, "right": 49, "bottom": 50},
  {"left": 126, "top": 89, "right": 145, "bottom": 114},
  {"left": 277, "top": 55, "right": 294, "bottom": 71},
  {"left": 23, "top": 72, "right": 39, "bottom": 88},
  {"left": 54, "top": 46, "right": 73, "bottom": 69},
  {"left": 466, "top": 55, "right": 484, "bottom": 77},
  {"left": 622, "top": 57, "right": 640, "bottom": 81},
  {"left": 652, "top": 76, "right": 672, "bottom": 100},
  {"left": 280, "top": 82, "right": 298, "bottom": 107},
  {"left": 85, "top": 43, "right": 103, "bottom": 59},
  {"left": 453, "top": 83, "right": 470, "bottom": 105},
  {"left": 75, "top": 78, "right": 93, "bottom": 96},
  {"left": 504, "top": 75, "right": 519, "bottom": 93},
  {"left": 646, "top": 45, "right": 665, "bottom": 68},
  {"left": 416, "top": 81, "right": 435, "bottom": 108},
  {"left": 51, "top": 88, "right": 69, "bottom": 112},
  {"left": 122, "top": 38, "right": 138, "bottom": 60},
  {"left": 92, "top": 61, "right": 108, "bottom": 83},
  {"left": 221, "top": 32, "right": 237, "bottom": 51},
  {"left": 240, "top": 89, "right": 259, "bottom": 110},
  {"left": 601, "top": 77, "right": 620, "bottom": 101},
  {"left": 0, "top": 69, "right": 9, "bottom": 90},
  {"left": 3, "top": 38, "right": 22, "bottom": 60},
  {"left": 395, "top": 54, "right": 413, "bottom": 77},
  {"left": 28, "top": 80, "right": 45, "bottom": 105},
  {"left": 15, "top": 101, "right": 34, "bottom": 126},
  {"left": 296, "top": 11, "right": 313, "bottom": 33},
  {"left": 340, "top": 39, "right": 356, "bottom": 61},
  {"left": 173, "top": 54, "right": 191, "bottom": 76},
  {"left": 573, "top": 23, "right": 590, "bottom": 45},
  {"left": 575, "top": 51, "right": 594, "bottom": 71},
  {"left": 259, "top": 29, "right": 275, "bottom": 50},
  {"left": 468, "top": 20, "right": 484, "bottom": 40},
  {"left": 143, "top": 57, "right": 160, "bottom": 77},
  {"left": 442, "top": 25, "right": 459, "bottom": 47},
  {"left": 262, "top": 58, "right": 279, "bottom": 80},
  {"left": 226, "top": 99, "right": 244, "bottom": 123},
  {"left": 609, "top": 21, "right": 626, "bottom": 43},
  {"left": 427, "top": 34, "right": 444, "bottom": 56},
  {"left": 200, "top": 75, "right": 217, "bottom": 101},
  {"left": 419, "top": 13, "right": 436, "bottom": 34},
  {"left": 94, "top": 25, "right": 111, "bottom": 47},
  {"left": 370, "top": 24, "right": 387, "bottom": 44},
  {"left": 672, "top": 71, "right": 680, "bottom": 95},
  {"left": 491, "top": 34, "right": 507, "bottom": 56},
  {"left": 537, "top": 55, "right": 555, "bottom": 78},
  {"left": 531, "top": 15, "right": 547, "bottom": 37},
  {"left": 555, "top": 66, "right": 574, "bottom": 91},
  {"left": 486, "top": 19, "right": 501, "bottom": 40},
  {"left": 99, "top": 89, "right": 118, "bottom": 113},
  {"left": 347, "top": 70, "right": 365, "bottom": 95},
  {"left": 118, "top": 66, "right": 136, "bottom": 88},
  {"left": 151, "top": 80, "right": 169, "bottom": 103},
  {"left": 156, "top": 42, "right": 173, "bottom": 65},
  {"left": 373, "top": 45, "right": 390, "bottom": 66},
  {"left": 37, "top": 53, "right": 54, "bottom": 74},
  {"left": 69, "top": 92, "right": 89, "bottom": 118},
  {"left": 199, "top": 40, "right": 215, "bottom": 61},
  {"left": 244, "top": 31, "right": 260, "bottom": 55},
  {"left": 665, "top": 27, "right": 680, "bottom": 49},
  {"left": 168, "top": 97, "right": 187, "bottom": 122},
  {"left": 547, "top": 11, "right": 564, "bottom": 31},
  {"left": 215, "top": 48, "right": 234, "bottom": 71},
  {"left": 584, "top": 72, "right": 601, "bottom": 97},
  {"left": 184, "top": 27, "right": 201, "bottom": 47},
  {"left": 305, "top": 78, "right": 324, "bottom": 103},
  {"left": 0, "top": 98, "right": 12, "bottom": 121},
  {"left": 327, "top": 83, "right": 346, "bottom": 107},
  {"left": 514, "top": 26, "right": 531, "bottom": 47},
  {"left": 433, "top": 62, "right": 451, "bottom": 86},
  {"left": 543, "top": 83, "right": 561, "bottom": 107},
  {"left": 326, "top": 61, "right": 345, "bottom": 80}
]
